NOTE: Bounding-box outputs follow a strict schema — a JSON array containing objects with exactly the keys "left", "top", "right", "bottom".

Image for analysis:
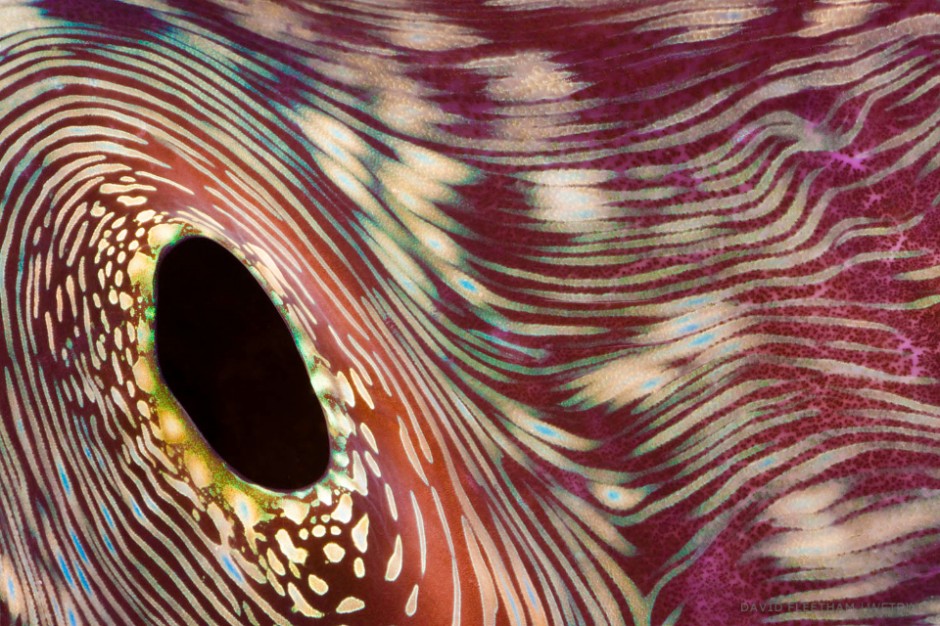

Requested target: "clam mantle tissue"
[{"left": 1, "top": 1, "right": 939, "bottom": 625}]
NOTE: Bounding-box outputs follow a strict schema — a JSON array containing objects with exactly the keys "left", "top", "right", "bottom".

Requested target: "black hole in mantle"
[{"left": 154, "top": 237, "right": 329, "bottom": 491}]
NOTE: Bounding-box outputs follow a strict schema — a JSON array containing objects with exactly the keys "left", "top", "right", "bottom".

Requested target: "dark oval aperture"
[{"left": 154, "top": 237, "right": 329, "bottom": 491}]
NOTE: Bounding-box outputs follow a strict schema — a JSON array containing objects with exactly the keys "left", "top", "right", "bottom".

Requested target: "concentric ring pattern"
[{"left": 4, "top": 1, "right": 940, "bottom": 624}]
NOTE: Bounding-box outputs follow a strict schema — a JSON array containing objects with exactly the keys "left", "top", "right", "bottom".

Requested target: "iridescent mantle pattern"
[{"left": 2, "top": 1, "right": 940, "bottom": 625}]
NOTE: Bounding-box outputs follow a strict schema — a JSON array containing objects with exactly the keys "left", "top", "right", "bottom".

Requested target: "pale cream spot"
[
  {"left": 336, "top": 597, "right": 365, "bottom": 614},
  {"left": 349, "top": 452, "right": 369, "bottom": 496},
  {"left": 476, "top": 51, "right": 586, "bottom": 102},
  {"left": 350, "top": 368, "right": 373, "bottom": 410},
  {"left": 351, "top": 514, "right": 369, "bottom": 553},
  {"left": 100, "top": 182, "right": 157, "bottom": 195},
  {"left": 132, "top": 358, "right": 155, "bottom": 394},
  {"left": 0, "top": 4, "right": 57, "bottom": 39},
  {"left": 385, "top": 19, "right": 484, "bottom": 52},
  {"left": 589, "top": 483, "right": 646, "bottom": 511},
  {"left": 360, "top": 423, "right": 379, "bottom": 453},
  {"left": 391, "top": 139, "right": 477, "bottom": 187},
  {"left": 529, "top": 184, "right": 615, "bottom": 223},
  {"left": 308, "top": 574, "right": 328, "bottom": 595},
  {"left": 385, "top": 483, "right": 399, "bottom": 521},
  {"left": 372, "top": 91, "right": 448, "bottom": 137},
  {"left": 354, "top": 557, "right": 365, "bottom": 578},
  {"left": 147, "top": 223, "right": 181, "bottom": 249},
  {"left": 266, "top": 547, "right": 285, "bottom": 577},
  {"left": 324, "top": 543, "right": 345, "bottom": 563},
  {"left": 206, "top": 503, "right": 233, "bottom": 546},
  {"left": 332, "top": 493, "right": 353, "bottom": 524},
  {"left": 135, "top": 209, "right": 156, "bottom": 224},
  {"left": 135, "top": 400, "right": 150, "bottom": 419},
  {"left": 264, "top": 568, "right": 284, "bottom": 596},
  {"left": 288, "top": 582, "right": 323, "bottom": 618},
  {"left": 336, "top": 371, "right": 355, "bottom": 407},
  {"left": 398, "top": 418, "right": 429, "bottom": 484},
  {"left": 801, "top": 0, "right": 885, "bottom": 38},
  {"left": 275, "top": 529, "right": 309, "bottom": 565},
  {"left": 385, "top": 535, "right": 403, "bottom": 581},
  {"left": 117, "top": 195, "right": 148, "bottom": 207},
  {"left": 521, "top": 169, "right": 614, "bottom": 187},
  {"left": 226, "top": 489, "right": 261, "bottom": 530},
  {"left": 184, "top": 452, "right": 211, "bottom": 488},
  {"left": 405, "top": 584, "right": 419, "bottom": 617},
  {"left": 762, "top": 481, "right": 845, "bottom": 530},
  {"left": 126, "top": 251, "right": 154, "bottom": 288},
  {"left": 364, "top": 452, "right": 381, "bottom": 478},
  {"left": 282, "top": 500, "right": 310, "bottom": 525}
]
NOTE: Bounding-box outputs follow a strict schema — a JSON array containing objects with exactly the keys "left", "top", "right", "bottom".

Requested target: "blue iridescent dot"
[
  {"left": 56, "top": 554, "right": 74, "bottom": 588},
  {"left": 57, "top": 464, "right": 71, "bottom": 495},
  {"left": 76, "top": 565, "right": 91, "bottom": 594},
  {"left": 100, "top": 505, "right": 114, "bottom": 529},
  {"left": 70, "top": 531, "right": 88, "bottom": 563},
  {"left": 534, "top": 423, "right": 555, "bottom": 437},
  {"left": 458, "top": 278, "right": 476, "bottom": 292},
  {"left": 222, "top": 556, "right": 243, "bottom": 582},
  {"left": 525, "top": 581, "right": 537, "bottom": 604}
]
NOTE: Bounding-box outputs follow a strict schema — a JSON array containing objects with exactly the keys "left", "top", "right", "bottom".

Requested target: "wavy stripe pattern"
[{"left": 3, "top": 1, "right": 940, "bottom": 624}]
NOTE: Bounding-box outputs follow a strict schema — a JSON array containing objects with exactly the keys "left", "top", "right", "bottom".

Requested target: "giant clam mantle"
[{"left": 4, "top": 1, "right": 940, "bottom": 625}]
